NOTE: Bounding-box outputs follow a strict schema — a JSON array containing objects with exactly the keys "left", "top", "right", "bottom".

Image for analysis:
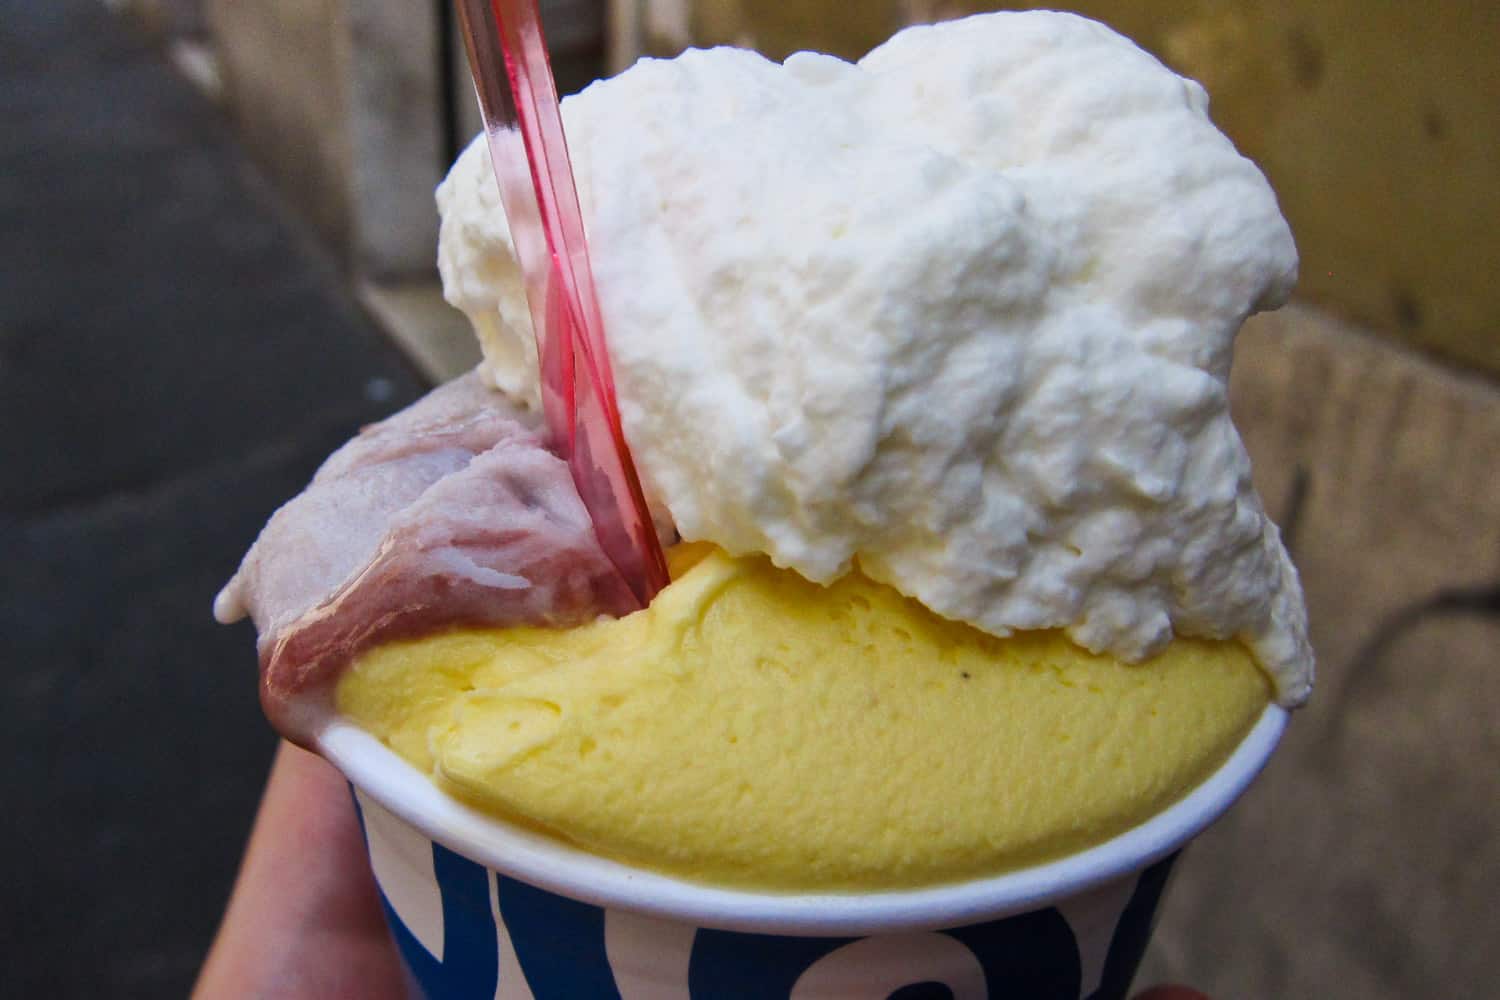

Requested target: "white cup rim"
[{"left": 319, "top": 704, "right": 1286, "bottom": 936}]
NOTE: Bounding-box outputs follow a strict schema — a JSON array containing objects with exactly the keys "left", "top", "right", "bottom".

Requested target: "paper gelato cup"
[{"left": 320, "top": 704, "right": 1286, "bottom": 999}]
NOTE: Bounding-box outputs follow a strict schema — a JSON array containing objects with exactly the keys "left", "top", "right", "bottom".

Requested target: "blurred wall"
[
  {"left": 113, "top": 0, "right": 207, "bottom": 36},
  {"left": 207, "top": 0, "right": 444, "bottom": 278},
  {"left": 625, "top": 0, "right": 1500, "bottom": 379},
  {"left": 204, "top": 1, "right": 603, "bottom": 282}
]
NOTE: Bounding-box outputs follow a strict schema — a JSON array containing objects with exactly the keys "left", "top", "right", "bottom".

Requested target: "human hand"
[{"left": 193, "top": 742, "right": 405, "bottom": 999}]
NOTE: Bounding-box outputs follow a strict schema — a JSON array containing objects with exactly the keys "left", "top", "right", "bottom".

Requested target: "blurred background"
[{"left": 2, "top": 0, "right": 1495, "bottom": 995}]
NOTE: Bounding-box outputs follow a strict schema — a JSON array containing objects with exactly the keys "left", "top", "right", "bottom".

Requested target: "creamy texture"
[
  {"left": 437, "top": 10, "right": 1312, "bottom": 705},
  {"left": 213, "top": 372, "right": 638, "bottom": 744},
  {"left": 337, "top": 546, "right": 1270, "bottom": 888}
]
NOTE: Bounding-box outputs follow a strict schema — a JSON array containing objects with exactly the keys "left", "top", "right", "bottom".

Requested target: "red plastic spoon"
[{"left": 454, "top": 0, "right": 669, "bottom": 607}]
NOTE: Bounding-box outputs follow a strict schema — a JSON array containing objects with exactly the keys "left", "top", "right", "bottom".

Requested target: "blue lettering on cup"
[
  {"left": 944, "top": 908, "right": 1081, "bottom": 998},
  {"left": 496, "top": 875, "right": 622, "bottom": 999},
  {"left": 689, "top": 907, "right": 1080, "bottom": 998},
  {"left": 688, "top": 929, "right": 858, "bottom": 997},
  {"left": 378, "top": 842, "right": 499, "bottom": 999},
  {"left": 357, "top": 791, "right": 1178, "bottom": 999},
  {"left": 1087, "top": 853, "right": 1178, "bottom": 1000}
]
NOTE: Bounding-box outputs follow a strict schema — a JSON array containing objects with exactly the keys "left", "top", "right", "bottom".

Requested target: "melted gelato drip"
[{"left": 215, "top": 373, "right": 636, "bottom": 743}]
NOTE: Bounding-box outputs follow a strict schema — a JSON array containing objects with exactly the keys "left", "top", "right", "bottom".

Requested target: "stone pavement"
[{"left": 0, "top": 3, "right": 424, "bottom": 994}]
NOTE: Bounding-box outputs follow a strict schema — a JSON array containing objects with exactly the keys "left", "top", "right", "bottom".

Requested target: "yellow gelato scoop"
[{"left": 336, "top": 544, "right": 1269, "bottom": 890}]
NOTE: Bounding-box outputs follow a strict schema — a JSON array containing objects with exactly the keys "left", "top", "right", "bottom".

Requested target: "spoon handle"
[{"left": 454, "top": 0, "right": 669, "bottom": 605}]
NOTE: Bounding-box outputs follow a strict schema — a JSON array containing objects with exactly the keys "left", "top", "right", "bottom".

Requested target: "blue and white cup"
[{"left": 320, "top": 706, "right": 1286, "bottom": 999}]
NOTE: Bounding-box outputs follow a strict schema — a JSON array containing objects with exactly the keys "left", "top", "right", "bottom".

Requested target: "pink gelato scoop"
[{"left": 214, "top": 371, "right": 637, "bottom": 745}]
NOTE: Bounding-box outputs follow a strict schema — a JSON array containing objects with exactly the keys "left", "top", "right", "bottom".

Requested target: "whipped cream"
[{"left": 435, "top": 11, "right": 1313, "bottom": 705}]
